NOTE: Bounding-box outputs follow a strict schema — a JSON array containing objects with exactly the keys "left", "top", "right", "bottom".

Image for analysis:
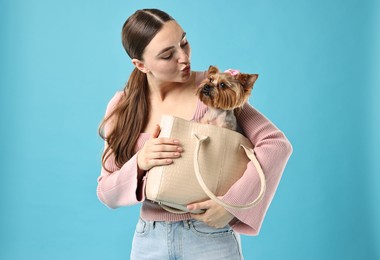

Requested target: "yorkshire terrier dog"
[{"left": 196, "top": 65, "right": 258, "bottom": 131}]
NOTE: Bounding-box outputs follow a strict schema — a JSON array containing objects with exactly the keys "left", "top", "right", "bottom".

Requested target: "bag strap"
[{"left": 193, "top": 133, "right": 266, "bottom": 209}]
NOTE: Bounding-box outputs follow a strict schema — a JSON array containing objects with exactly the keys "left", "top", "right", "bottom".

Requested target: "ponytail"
[
  {"left": 99, "top": 8, "right": 174, "bottom": 173},
  {"left": 99, "top": 68, "right": 149, "bottom": 172}
]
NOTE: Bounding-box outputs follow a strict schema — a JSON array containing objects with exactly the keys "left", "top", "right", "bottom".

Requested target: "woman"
[{"left": 97, "top": 8, "right": 292, "bottom": 259}]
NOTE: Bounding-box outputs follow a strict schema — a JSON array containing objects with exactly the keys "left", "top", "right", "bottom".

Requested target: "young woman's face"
[{"left": 139, "top": 21, "right": 191, "bottom": 84}]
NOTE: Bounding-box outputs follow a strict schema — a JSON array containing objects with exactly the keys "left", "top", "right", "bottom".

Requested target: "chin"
[{"left": 180, "top": 70, "right": 192, "bottom": 81}]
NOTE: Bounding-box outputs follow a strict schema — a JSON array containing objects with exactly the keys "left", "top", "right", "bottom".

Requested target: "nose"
[
  {"left": 201, "top": 84, "right": 212, "bottom": 96},
  {"left": 178, "top": 47, "right": 190, "bottom": 64}
]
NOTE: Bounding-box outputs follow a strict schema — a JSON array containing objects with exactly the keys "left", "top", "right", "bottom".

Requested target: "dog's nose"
[{"left": 201, "top": 84, "right": 212, "bottom": 96}]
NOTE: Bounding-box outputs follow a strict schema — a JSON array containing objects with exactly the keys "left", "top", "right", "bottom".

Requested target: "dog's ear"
[
  {"left": 207, "top": 65, "right": 219, "bottom": 75},
  {"left": 237, "top": 73, "right": 258, "bottom": 91}
]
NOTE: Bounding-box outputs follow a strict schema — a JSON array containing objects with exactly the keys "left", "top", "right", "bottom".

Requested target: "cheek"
[
  {"left": 162, "top": 62, "right": 178, "bottom": 73},
  {"left": 149, "top": 61, "right": 177, "bottom": 74}
]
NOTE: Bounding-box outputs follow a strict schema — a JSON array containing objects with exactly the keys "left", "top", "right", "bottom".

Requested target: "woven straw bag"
[{"left": 145, "top": 115, "right": 266, "bottom": 214}]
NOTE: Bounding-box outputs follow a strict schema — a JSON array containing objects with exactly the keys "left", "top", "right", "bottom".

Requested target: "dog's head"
[{"left": 196, "top": 65, "right": 258, "bottom": 110}]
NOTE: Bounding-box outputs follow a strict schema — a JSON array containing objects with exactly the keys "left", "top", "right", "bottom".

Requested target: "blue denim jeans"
[{"left": 130, "top": 218, "right": 243, "bottom": 260}]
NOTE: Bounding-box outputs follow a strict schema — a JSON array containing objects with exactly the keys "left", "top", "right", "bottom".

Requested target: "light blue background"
[{"left": 1, "top": 0, "right": 379, "bottom": 259}]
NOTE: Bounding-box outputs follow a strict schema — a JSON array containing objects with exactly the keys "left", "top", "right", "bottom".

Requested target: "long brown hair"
[{"left": 99, "top": 9, "right": 174, "bottom": 172}]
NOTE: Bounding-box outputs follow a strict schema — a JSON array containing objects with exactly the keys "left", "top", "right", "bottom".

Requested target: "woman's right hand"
[{"left": 137, "top": 124, "right": 183, "bottom": 171}]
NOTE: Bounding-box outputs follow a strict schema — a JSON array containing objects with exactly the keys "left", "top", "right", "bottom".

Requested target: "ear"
[
  {"left": 207, "top": 65, "right": 219, "bottom": 75},
  {"left": 132, "top": 58, "right": 149, "bottom": 73},
  {"left": 237, "top": 73, "right": 258, "bottom": 91}
]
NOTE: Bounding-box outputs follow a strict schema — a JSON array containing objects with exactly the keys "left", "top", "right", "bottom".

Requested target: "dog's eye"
[
  {"left": 209, "top": 77, "right": 213, "bottom": 83},
  {"left": 219, "top": 82, "right": 227, "bottom": 88}
]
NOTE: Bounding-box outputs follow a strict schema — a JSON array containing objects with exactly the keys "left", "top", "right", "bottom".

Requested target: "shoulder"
[
  {"left": 105, "top": 91, "right": 124, "bottom": 116},
  {"left": 194, "top": 70, "right": 208, "bottom": 86},
  {"left": 237, "top": 102, "right": 268, "bottom": 126},
  {"left": 191, "top": 71, "right": 208, "bottom": 121},
  {"left": 101, "top": 91, "right": 124, "bottom": 136}
]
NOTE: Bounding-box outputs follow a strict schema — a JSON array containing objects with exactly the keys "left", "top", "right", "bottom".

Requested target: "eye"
[
  {"left": 209, "top": 77, "right": 213, "bottom": 83},
  {"left": 180, "top": 35, "right": 189, "bottom": 48},
  {"left": 180, "top": 40, "right": 189, "bottom": 48},
  {"left": 219, "top": 82, "right": 227, "bottom": 88},
  {"left": 162, "top": 53, "right": 173, "bottom": 60}
]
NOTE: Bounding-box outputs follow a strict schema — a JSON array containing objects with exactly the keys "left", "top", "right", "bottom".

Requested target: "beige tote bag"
[{"left": 145, "top": 115, "right": 266, "bottom": 214}]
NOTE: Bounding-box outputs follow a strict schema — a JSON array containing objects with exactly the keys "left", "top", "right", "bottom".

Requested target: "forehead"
[{"left": 143, "top": 21, "right": 184, "bottom": 56}]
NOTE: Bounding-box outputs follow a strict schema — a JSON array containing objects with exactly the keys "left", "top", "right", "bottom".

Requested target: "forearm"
[
  {"left": 222, "top": 103, "right": 293, "bottom": 235},
  {"left": 97, "top": 152, "right": 146, "bottom": 209}
]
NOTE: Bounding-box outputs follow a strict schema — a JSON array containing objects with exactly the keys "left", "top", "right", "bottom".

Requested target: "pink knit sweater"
[{"left": 97, "top": 71, "right": 292, "bottom": 235}]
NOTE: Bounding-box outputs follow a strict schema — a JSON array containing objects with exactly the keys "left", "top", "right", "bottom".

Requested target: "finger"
[
  {"left": 151, "top": 124, "right": 161, "bottom": 139},
  {"left": 150, "top": 144, "right": 183, "bottom": 153},
  {"left": 148, "top": 158, "right": 174, "bottom": 168},
  {"left": 187, "top": 200, "right": 211, "bottom": 212},
  {"left": 150, "top": 151, "right": 182, "bottom": 159},
  {"left": 151, "top": 137, "right": 180, "bottom": 145},
  {"left": 190, "top": 213, "right": 204, "bottom": 221}
]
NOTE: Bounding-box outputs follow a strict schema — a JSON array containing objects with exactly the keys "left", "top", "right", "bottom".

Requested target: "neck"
[
  {"left": 202, "top": 107, "right": 237, "bottom": 130},
  {"left": 206, "top": 107, "right": 234, "bottom": 119},
  {"left": 147, "top": 73, "right": 195, "bottom": 102}
]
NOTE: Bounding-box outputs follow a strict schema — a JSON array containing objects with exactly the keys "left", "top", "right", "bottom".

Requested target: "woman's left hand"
[{"left": 187, "top": 200, "right": 235, "bottom": 228}]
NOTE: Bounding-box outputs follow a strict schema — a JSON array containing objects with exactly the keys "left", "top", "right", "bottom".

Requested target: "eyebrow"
[{"left": 156, "top": 32, "right": 187, "bottom": 57}]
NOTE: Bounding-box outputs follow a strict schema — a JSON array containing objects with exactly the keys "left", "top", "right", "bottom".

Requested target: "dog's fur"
[{"left": 196, "top": 65, "right": 258, "bottom": 130}]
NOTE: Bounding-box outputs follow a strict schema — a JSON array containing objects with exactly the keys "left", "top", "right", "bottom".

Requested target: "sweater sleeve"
[
  {"left": 222, "top": 103, "right": 293, "bottom": 235},
  {"left": 96, "top": 92, "right": 147, "bottom": 209}
]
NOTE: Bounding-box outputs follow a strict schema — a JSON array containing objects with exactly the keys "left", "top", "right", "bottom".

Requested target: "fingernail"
[
  {"left": 177, "top": 147, "right": 183, "bottom": 152},
  {"left": 173, "top": 139, "right": 179, "bottom": 144},
  {"left": 174, "top": 152, "right": 180, "bottom": 156}
]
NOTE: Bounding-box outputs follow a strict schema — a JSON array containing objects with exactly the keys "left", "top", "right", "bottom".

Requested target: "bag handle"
[{"left": 193, "top": 133, "right": 266, "bottom": 209}]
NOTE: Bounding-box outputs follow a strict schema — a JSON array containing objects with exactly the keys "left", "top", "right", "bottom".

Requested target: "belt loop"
[
  {"left": 152, "top": 221, "right": 156, "bottom": 229},
  {"left": 183, "top": 220, "right": 191, "bottom": 230}
]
